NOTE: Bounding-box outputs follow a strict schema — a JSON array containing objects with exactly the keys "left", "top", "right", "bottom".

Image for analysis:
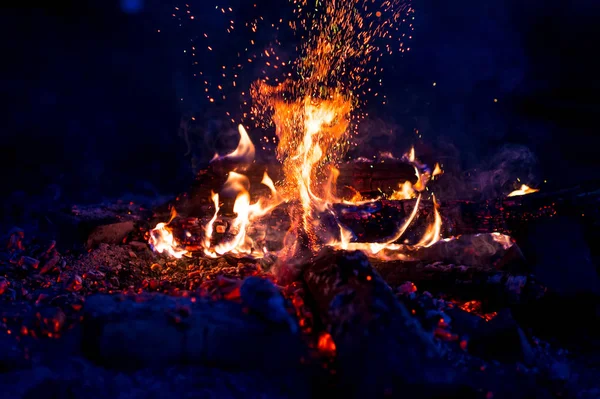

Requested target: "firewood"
[
  {"left": 337, "top": 161, "right": 418, "bottom": 195},
  {"left": 81, "top": 287, "right": 305, "bottom": 371},
  {"left": 85, "top": 221, "right": 135, "bottom": 249},
  {"left": 302, "top": 248, "right": 456, "bottom": 398}
]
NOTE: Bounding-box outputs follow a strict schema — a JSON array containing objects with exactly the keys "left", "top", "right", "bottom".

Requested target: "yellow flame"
[
  {"left": 390, "top": 181, "right": 415, "bottom": 200},
  {"left": 330, "top": 194, "right": 421, "bottom": 256},
  {"left": 214, "top": 173, "right": 252, "bottom": 255},
  {"left": 203, "top": 192, "right": 220, "bottom": 257},
  {"left": 150, "top": 2, "right": 450, "bottom": 262},
  {"left": 201, "top": 171, "right": 283, "bottom": 258},
  {"left": 508, "top": 184, "right": 539, "bottom": 197},
  {"left": 406, "top": 147, "right": 416, "bottom": 163},
  {"left": 212, "top": 124, "right": 256, "bottom": 165},
  {"left": 432, "top": 163, "right": 443, "bottom": 179},
  {"left": 416, "top": 195, "right": 442, "bottom": 247}
]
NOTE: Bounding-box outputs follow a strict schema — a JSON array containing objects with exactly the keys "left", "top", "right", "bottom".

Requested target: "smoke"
[
  {"left": 431, "top": 143, "right": 539, "bottom": 201},
  {"left": 347, "top": 116, "right": 401, "bottom": 160},
  {"left": 475, "top": 144, "right": 538, "bottom": 199}
]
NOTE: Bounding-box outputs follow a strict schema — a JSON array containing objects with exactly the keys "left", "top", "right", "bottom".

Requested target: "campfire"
[{"left": 2, "top": 1, "right": 599, "bottom": 398}]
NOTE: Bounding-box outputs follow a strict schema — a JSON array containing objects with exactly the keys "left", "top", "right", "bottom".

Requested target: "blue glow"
[{"left": 121, "top": 0, "right": 143, "bottom": 14}]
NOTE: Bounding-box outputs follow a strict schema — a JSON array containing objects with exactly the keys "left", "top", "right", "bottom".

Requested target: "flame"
[
  {"left": 149, "top": 207, "right": 188, "bottom": 258},
  {"left": 214, "top": 173, "right": 252, "bottom": 255},
  {"left": 432, "top": 163, "right": 443, "bottom": 179},
  {"left": 390, "top": 181, "right": 415, "bottom": 200},
  {"left": 404, "top": 146, "right": 416, "bottom": 163},
  {"left": 211, "top": 124, "right": 256, "bottom": 165},
  {"left": 508, "top": 184, "right": 539, "bottom": 197},
  {"left": 331, "top": 194, "right": 422, "bottom": 257},
  {"left": 416, "top": 195, "right": 442, "bottom": 247},
  {"left": 199, "top": 171, "right": 283, "bottom": 258},
  {"left": 150, "top": 1, "right": 450, "bottom": 263},
  {"left": 347, "top": 187, "right": 363, "bottom": 203},
  {"left": 202, "top": 192, "right": 220, "bottom": 257}
]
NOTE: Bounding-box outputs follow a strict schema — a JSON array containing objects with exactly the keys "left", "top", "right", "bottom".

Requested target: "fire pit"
[{"left": 2, "top": 1, "right": 600, "bottom": 398}]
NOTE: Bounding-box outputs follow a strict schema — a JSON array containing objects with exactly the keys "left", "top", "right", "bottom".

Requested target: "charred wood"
[
  {"left": 82, "top": 284, "right": 305, "bottom": 371},
  {"left": 302, "top": 248, "right": 456, "bottom": 398}
]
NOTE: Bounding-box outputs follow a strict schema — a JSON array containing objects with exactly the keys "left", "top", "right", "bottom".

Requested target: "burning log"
[
  {"left": 162, "top": 158, "right": 420, "bottom": 219},
  {"left": 379, "top": 233, "right": 525, "bottom": 268},
  {"left": 370, "top": 234, "right": 546, "bottom": 307},
  {"left": 302, "top": 248, "right": 456, "bottom": 397},
  {"left": 336, "top": 161, "right": 418, "bottom": 198}
]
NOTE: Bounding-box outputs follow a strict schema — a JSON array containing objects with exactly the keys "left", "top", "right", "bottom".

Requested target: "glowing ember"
[
  {"left": 508, "top": 184, "right": 540, "bottom": 197},
  {"left": 459, "top": 300, "right": 498, "bottom": 322},
  {"left": 317, "top": 331, "right": 337, "bottom": 355}
]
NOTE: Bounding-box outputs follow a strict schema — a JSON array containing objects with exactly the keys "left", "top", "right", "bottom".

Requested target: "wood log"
[
  {"left": 302, "top": 248, "right": 457, "bottom": 398},
  {"left": 82, "top": 286, "right": 306, "bottom": 371},
  {"left": 165, "top": 160, "right": 418, "bottom": 219},
  {"left": 374, "top": 260, "right": 546, "bottom": 308},
  {"left": 336, "top": 161, "right": 418, "bottom": 195}
]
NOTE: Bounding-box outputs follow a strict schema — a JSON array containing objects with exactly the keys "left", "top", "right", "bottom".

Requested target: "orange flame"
[
  {"left": 416, "top": 195, "right": 442, "bottom": 247},
  {"left": 390, "top": 181, "right": 415, "bottom": 200},
  {"left": 202, "top": 192, "right": 220, "bottom": 257},
  {"left": 211, "top": 124, "right": 256, "bottom": 166},
  {"left": 150, "top": 1, "right": 450, "bottom": 263},
  {"left": 149, "top": 208, "right": 188, "bottom": 258},
  {"left": 432, "top": 163, "right": 443, "bottom": 179}
]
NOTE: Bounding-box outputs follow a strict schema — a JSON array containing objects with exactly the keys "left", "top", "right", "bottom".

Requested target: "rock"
[{"left": 85, "top": 221, "right": 135, "bottom": 249}]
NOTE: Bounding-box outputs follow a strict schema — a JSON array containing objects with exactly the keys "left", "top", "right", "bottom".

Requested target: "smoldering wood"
[
  {"left": 82, "top": 287, "right": 306, "bottom": 371},
  {"left": 302, "top": 248, "right": 455, "bottom": 398},
  {"left": 375, "top": 260, "right": 546, "bottom": 308}
]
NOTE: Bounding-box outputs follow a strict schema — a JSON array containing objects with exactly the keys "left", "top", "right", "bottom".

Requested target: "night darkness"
[
  {"left": 1, "top": 2, "right": 600, "bottom": 397},
  {"left": 3, "top": 0, "right": 600, "bottom": 208}
]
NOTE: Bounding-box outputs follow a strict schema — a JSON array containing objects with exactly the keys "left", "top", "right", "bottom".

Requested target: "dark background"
[{"left": 2, "top": 0, "right": 599, "bottom": 209}]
